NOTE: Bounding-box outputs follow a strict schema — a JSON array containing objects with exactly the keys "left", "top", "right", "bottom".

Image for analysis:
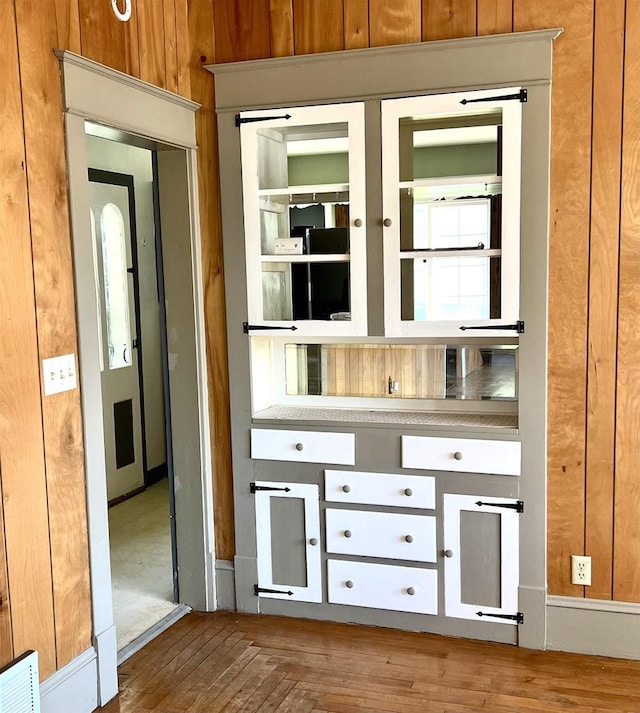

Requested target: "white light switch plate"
[{"left": 42, "top": 354, "right": 78, "bottom": 396}]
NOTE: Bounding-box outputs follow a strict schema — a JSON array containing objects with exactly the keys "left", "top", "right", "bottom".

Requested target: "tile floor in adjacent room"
[{"left": 109, "top": 479, "right": 178, "bottom": 650}]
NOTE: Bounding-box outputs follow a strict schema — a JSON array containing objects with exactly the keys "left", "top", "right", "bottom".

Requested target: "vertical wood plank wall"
[{"left": 1, "top": 0, "right": 637, "bottom": 683}]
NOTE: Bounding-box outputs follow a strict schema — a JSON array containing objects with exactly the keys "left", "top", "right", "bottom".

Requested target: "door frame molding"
[{"left": 57, "top": 51, "right": 215, "bottom": 706}]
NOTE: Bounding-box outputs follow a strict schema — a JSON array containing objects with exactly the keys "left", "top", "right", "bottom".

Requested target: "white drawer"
[
  {"left": 251, "top": 428, "right": 355, "bottom": 465},
  {"left": 402, "top": 435, "right": 521, "bottom": 476},
  {"left": 325, "top": 470, "right": 435, "bottom": 509},
  {"left": 326, "top": 509, "right": 436, "bottom": 562},
  {"left": 327, "top": 559, "right": 437, "bottom": 615}
]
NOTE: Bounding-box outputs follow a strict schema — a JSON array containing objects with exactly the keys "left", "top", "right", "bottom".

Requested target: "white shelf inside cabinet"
[
  {"left": 259, "top": 182, "right": 350, "bottom": 198},
  {"left": 261, "top": 254, "right": 350, "bottom": 263},
  {"left": 399, "top": 249, "right": 502, "bottom": 260}
]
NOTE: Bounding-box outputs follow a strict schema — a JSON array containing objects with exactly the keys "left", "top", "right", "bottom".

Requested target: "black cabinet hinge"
[
  {"left": 250, "top": 483, "right": 291, "bottom": 494},
  {"left": 459, "top": 320, "right": 524, "bottom": 334},
  {"left": 476, "top": 611, "right": 524, "bottom": 624},
  {"left": 475, "top": 500, "right": 524, "bottom": 513},
  {"left": 243, "top": 322, "right": 298, "bottom": 334},
  {"left": 254, "top": 585, "right": 294, "bottom": 596},
  {"left": 461, "top": 89, "right": 527, "bottom": 105},
  {"left": 236, "top": 113, "right": 292, "bottom": 127}
]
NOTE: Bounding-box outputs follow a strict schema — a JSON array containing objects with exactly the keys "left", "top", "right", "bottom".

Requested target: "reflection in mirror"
[
  {"left": 285, "top": 344, "right": 517, "bottom": 400},
  {"left": 398, "top": 113, "right": 504, "bottom": 323}
]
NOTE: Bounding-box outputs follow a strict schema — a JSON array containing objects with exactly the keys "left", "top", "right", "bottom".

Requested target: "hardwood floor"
[{"left": 99, "top": 611, "right": 640, "bottom": 713}]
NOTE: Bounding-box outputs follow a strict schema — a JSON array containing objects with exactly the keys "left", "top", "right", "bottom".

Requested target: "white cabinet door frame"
[
  {"left": 444, "top": 494, "right": 520, "bottom": 623},
  {"left": 254, "top": 481, "right": 322, "bottom": 602},
  {"left": 381, "top": 88, "right": 522, "bottom": 338},
  {"left": 240, "top": 102, "right": 367, "bottom": 336}
]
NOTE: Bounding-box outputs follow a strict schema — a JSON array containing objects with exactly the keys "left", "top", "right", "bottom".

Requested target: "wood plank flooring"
[{"left": 99, "top": 611, "right": 640, "bottom": 713}]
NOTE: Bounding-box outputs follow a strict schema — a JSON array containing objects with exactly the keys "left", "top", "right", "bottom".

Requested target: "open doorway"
[{"left": 86, "top": 136, "right": 179, "bottom": 652}]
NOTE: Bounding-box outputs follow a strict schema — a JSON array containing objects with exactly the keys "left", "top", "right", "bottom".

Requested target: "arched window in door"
[{"left": 100, "top": 202, "right": 132, "bottom": 370}]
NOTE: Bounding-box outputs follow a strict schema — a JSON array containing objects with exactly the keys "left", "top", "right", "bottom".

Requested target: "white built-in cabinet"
[{"left": 238, "top": 88, "right": 524, "bottom": 339}]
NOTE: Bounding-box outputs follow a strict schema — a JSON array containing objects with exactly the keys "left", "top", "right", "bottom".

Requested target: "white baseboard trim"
[
  {"left": 547, "top": 595, "right": 640, "bottom": 660},
  {"left": 40, "top": 648, "right": 97, "bottom": 713},
  {"left": 94, "top": 624, "right": 118, "bottom": 706}
]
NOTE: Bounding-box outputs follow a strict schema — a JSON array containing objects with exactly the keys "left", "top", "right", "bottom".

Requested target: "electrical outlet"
[{"left": 571, "top": 555, "right": 592, "bottom": 586}]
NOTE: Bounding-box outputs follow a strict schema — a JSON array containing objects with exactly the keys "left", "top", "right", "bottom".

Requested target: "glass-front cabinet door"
[
  {"left": 239, "top": 102, "right": 367, "bottom": 336},
  {"left": 381, "top": 89, "right": 523, "bottom": 337}
]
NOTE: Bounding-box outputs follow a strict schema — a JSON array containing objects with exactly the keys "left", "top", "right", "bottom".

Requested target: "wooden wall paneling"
[
  {"left": 1, "top": 0, "right": 57, "bottom": 679},
  {"left": 293, "top": 0, "right": 344, "bottom": 55},
  {"left": 123, "top": 4, "right": 140, "bottom": 78},
  {"left": 212, "top": 0, "right": 271, "bottom": 63},
  {"left": 343, "top": 0, "right": 369, "bottom": 49},
  {"left": 54, "top": 0, "right": 81, "bottom": 53},
  {"left": 584, "top": 0, "right": 625, "bottom": 601},
  {"left": 614, "top": 0, "right": 640, "bottom": 603},
  {"left": 421, "top": 0, "right": 476, "bottom": 41},
  {"left": 78, "top": 0, "right": 128, "bottom": 73},
  {"left": 369, "top": 0, "right": 421, "bottom": 47},
  {"left": 476, "top": 0, "right": 512, "bottom": 35},
  {"left": 14, "top": 0, "right": 93, "bottom": 668},
  {"left": 175, "top": 0, "right": 191, "bottom": 98},
  {"left": 270, "top": 0, "right": 294, "bottom": 57},
  {"left": 514, "top": 1, "right": 595, "bottom": 595},
  {"left": 0, "top": 467, "right": 13, "bottom": 669},
  {"left": 137, "top": 0, "right": 167, "bottom": 87},
  {"left": 189, "top": 0, "right": 236, "bottom": 561},
  {"left": 163, "top": 0, "right": 179, "bottom": 92}
]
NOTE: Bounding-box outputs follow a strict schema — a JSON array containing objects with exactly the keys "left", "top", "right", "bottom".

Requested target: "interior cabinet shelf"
[
  {"left": 399, "top": 248, "right": 502, "bottom": 260},
  {"left": 259, "top": 182, "right": 350, "bottom": 197},
  {"left": 261, "top": 254, "right": 350, "bottom": 263}
]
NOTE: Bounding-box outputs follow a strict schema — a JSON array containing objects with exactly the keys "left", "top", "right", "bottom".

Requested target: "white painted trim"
[
  {"left": 40, "top": 649, "right": 97, "bottom": 713},
  {"left": 547, "top": 595, "right": 640, "bottom": 615},
  {"left": 206, "top": 29, "right": 564, "bottom": 77},
  {"left": 93, "top": 626, "right": 118, "bottom": 706},
  {"left": 547, "top": 596, "right": 640, "bottom": 660}
]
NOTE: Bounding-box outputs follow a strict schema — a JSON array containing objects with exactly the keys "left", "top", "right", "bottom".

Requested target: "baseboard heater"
[{"left": 0, "top": 651, "right": 40, "bottom": 713}]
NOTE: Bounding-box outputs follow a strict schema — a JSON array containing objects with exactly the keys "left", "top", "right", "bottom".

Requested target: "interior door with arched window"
[{"left": 89, "top": 170, "right": 144, "bottom": 501}]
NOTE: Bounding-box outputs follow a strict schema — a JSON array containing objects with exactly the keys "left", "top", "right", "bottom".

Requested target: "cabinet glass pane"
[
  {"left": 255, "top": 121, "right": 355, "bottom": 322},
  {"left": 397, "top": 114, "right": 506, "bottom": 324},
  {"left": 284, "top": 343, "right": 517, "bottom": 400}
]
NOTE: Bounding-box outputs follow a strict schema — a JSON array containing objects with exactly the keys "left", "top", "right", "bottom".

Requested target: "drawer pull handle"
[
  {"left": 383, "top": 218, "right": 392, "bottom": 227},
  {"left": 404, "top": 488, "right": 413, "bottom": 496},
  {"left": 342, "top": 485, "right": 351, "bottom": 493},
  {"left": 444, "top": 549, "right": 454, "bottom": 558},
  {"left": 453, "top": 451, "right": 463, "bottom": 460},
  {"left": 344, "top": 530, "right": 352, "bottom": 538},
  {"left": 295, "top": 443, "right": 304, "bottom": 451},
  {"left": 407, "top": 587, "right": 416, "bottom": 596},
  {"left": 309, "top": 538, "right": 318, "bottom": 546},
  {"left": 353, "top": 218, "right": 363, "bottom": 227},
  {"left": 346, "top": 580, "right": 354, "bottom": 589},
  {"left": 404, "top": 535, "right": 414, "bottom": 543}
]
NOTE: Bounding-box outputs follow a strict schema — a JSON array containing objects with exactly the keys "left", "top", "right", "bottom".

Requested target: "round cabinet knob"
[
  {"left": 353, "top": 218, "right": 363, "bottom": 227},
  {"left": 453, "top": 451, "right": 463, "bottom": 460},
  {"left": 309, "top": 538, "right": 318, "bottom": 546},
  {"left": 404, "top": 488, "right": 413, "bottom": 497},
  {"left": 342, "top": 485, "right": 351, "bottom": 493},
  {"left": 295, "top": 443, "right": 304, "bottom": 451},
  {"left": 344, "top": 530, "right": 352, "bottom": 538},
  {"left": 404, "top": 535, "right": 414, "bottom": 543},
  {"left": 383, "top": 218, "right": 393, "bottom": 227},
  {"left": 444, "top": 549, "right": 454, "bottom": 558},
  {"left": 346, "top": 580, "right": 354, "bottom": 589},
  {"left": 407, "top": 587, "right": 416, "bottom": 596}
]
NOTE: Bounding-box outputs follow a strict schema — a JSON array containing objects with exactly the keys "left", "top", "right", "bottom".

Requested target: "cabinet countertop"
[{"left": 252, "top": 405, "right": 518, "bottom": 433}]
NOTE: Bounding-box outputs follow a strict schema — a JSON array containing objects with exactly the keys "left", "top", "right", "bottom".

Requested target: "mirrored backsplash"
[{"left": 285, "top": 343, "right": 518, "bottom": 401}]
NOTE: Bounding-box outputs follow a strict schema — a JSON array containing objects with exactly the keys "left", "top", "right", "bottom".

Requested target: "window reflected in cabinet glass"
[
  {"left": 397, "top": 114, "right": 505, "bottom": 323},
  {"left": 284, "top": 343, "right": 518, "bottom": 400}
]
